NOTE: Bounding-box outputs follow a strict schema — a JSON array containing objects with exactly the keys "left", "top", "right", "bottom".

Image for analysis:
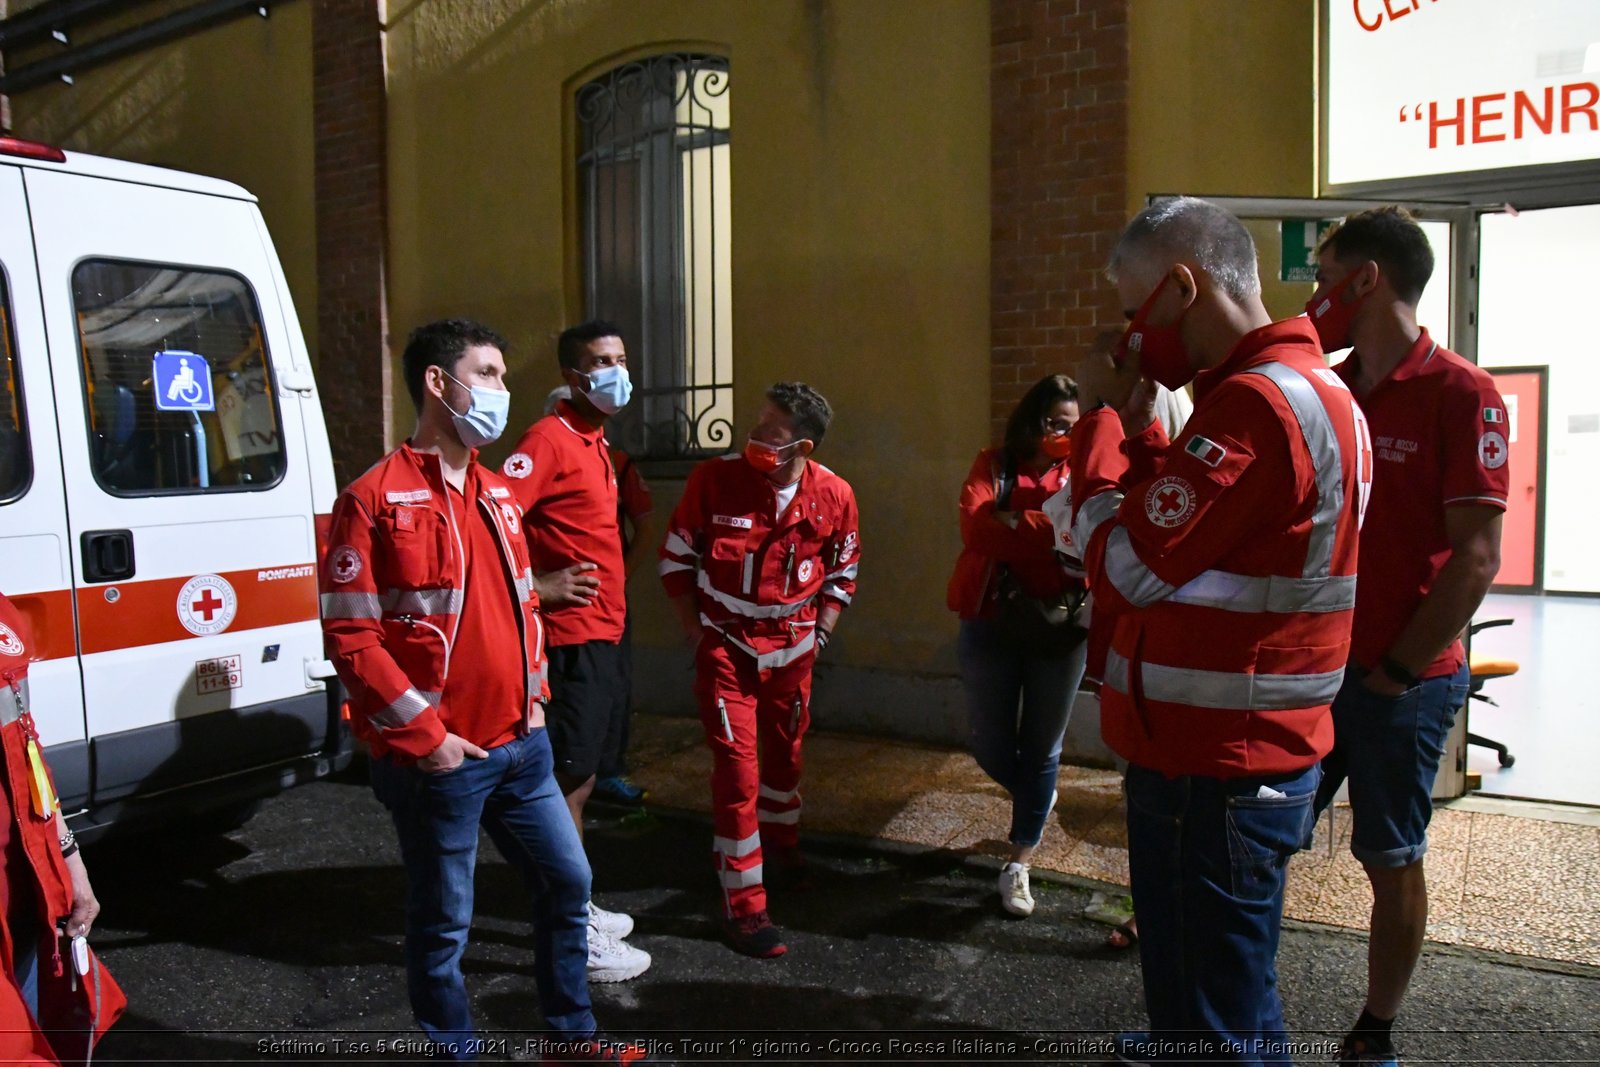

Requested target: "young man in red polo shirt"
[
  {"left": 1308, "top": 207, "right": 1507, "bottom": 1067},
  {"left": 503, "top": 321, "right": 650, "bottom": 983}
]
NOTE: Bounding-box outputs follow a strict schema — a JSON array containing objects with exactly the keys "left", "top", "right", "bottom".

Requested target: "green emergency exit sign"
[{"left": 1279, "top": 220, "right": 1337, "bottom": 282}]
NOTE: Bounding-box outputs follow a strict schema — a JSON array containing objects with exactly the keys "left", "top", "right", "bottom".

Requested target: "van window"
[
  {"left": 0, "top": 271, "right": 30, "bottom": 504},
  {"left": 72, "top": 260, "right": 286, "bottom": 495}
]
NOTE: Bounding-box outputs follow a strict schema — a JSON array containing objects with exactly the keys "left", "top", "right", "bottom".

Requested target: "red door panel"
[{"left": 1488, "top": 369, "right": 1543, "bottom": 591}]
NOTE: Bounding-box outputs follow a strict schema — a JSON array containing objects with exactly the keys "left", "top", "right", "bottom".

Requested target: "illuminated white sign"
[{"left": 1328, "top": 0, "right": 1600, "bottom": 186}]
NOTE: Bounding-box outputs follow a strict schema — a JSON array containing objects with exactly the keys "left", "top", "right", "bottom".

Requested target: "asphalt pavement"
[{"left": 77, "top": 763, "right": 1600, "bottom": 1065}]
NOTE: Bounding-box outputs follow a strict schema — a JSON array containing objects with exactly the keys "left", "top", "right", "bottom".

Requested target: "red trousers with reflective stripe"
[{"left": 694, "top": 634, "right": 813, "bottom": 918}]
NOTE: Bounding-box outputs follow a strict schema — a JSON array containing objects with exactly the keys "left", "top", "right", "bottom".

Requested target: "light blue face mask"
[
  {"left": 442, "top": 371, "right": 510, "bottom": 448},
  {"left": 583, "top": 363, "right": 633, "bottom": 415}
]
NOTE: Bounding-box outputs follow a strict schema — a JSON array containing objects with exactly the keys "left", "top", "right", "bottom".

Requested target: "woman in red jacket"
[{"left": 947, "top": 374, "right": 1088, "bottom": 918}]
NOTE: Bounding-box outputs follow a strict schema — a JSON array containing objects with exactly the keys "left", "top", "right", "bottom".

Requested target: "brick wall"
[
  {"left": 312, "top": 0, "right": 390, "bottom": 488},
  {"left": 990, "top": 0, "right": 1129, "bottom": 440}
]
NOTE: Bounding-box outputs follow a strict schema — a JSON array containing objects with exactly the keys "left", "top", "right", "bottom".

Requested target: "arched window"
[{"left": 577, "top": 53, "right": 732, "bottom": 458}]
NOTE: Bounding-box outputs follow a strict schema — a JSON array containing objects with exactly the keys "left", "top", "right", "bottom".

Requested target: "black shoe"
[
  {"left": 722, "top": 909, "right": 787, "bottom": 958},
  {"left": 1338, "top": 1032, "right": 1398, "bottom": 1066}
]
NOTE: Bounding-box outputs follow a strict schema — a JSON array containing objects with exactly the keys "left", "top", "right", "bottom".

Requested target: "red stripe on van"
[
  {"left": 5, "top": 589, "right": 77, "bottom": 663},
  {"left": 76, "top": 565, "right": 319, "bottom": 655}
]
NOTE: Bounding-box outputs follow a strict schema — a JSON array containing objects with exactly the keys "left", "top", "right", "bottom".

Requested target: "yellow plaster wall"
[
  {"left": 1127, "top": 0, "right": 1320, "bottom": 318},
  {"left": 6, "top": 5, "right": 319, "bottom": 351},
  {"left": 383, "top": 0, "right": 992, "bottom": 672}
]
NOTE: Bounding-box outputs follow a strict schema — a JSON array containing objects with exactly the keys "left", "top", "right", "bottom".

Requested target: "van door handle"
[{"left": 81, "top": 530, "right": 136, "bottom": 583}]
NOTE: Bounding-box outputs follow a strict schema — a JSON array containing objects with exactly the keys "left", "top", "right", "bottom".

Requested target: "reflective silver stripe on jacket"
[
  {"left": 1072, "top": 490, "right": 1123, "bottom": 559},
  {"left": 663, "top": 532, "right": 699, "bottom": 560},
  {"left": 514, "top": 569, "right": 535, "bottom": 605},
  {"left": 658, "top": 559, "right": 695, "bottom": 577},
  {"left": 702, "top": 616, "right": 818, "bottom": 670},
  {"left": 1243, "top": 362, "right": 1345, "bottom": 580},
  {"left": 825, "top": 562, "right": 859, "bottom": 582},
  {"left": 1103, "top": 527, "right": 1174, "bottom": 608},
  {"left": 383, "top": 587, "right": 464, "bottom": 616},
  {"left": 1, "top": 678, "right": 27, "bottom": 726},
  {"left": 698, "top": 569, "right": 812, "bottom": 619},
  {"left": 714, "top": 830, "right": 762, "bottom": 858},
  {"left": 321, "top": 591, "right": 383, "bottom": 620},
  {"left": 759, "top": 784, "right": 799, "bottom": 804},
  {"left": 719, "top": 863, "right": 764, "bottom": 889},
  {"left": 1166, "top": 570, "right": 1357, "bottom": 614},
  {"left": 1104, "top": 649, "right": 1345, "bottom": 711},
  {"left": 819, "top": 585, "right": 853, "bottom": 605},
  {"left": 370, "top": 687, "right": 433, "bottom": 730},
  {"left": 757, "top": 807, "right": 801, "bottom": 825}
]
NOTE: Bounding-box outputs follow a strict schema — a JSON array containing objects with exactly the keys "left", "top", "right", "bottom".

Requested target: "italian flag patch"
[
  {"left": 1184, "top": 434, "right": 1227, "bottom": 468},
  {"left": 1483, "top": 407, "right": 1505, "bottom": 424}
]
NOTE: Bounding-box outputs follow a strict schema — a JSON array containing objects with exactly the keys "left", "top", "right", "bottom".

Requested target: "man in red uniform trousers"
[
  {"left": 0, "top": 591, "right": 125, "bottom": 1065},
  {"left": 1308, "top": 207, "right": 1507, "bottom": 1067},
  {"left": 659, "top": 383, "right": 860, "bottom": 957},
  {"left": 1068, "top": 197, "right": 1371, "bottom": 1065}
]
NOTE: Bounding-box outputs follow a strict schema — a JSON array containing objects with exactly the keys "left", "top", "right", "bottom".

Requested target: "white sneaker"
[
  {"left": 588, "top": 900, "right": 634, "bottom": 939},
  {"left": 586, "top": 926, "right": 651, "bottom": 983},
  {"left": 999, "top": 862, "right": 1034, "bottom": 917}
]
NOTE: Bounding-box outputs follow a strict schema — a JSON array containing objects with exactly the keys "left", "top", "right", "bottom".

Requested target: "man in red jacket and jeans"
[
  {"left": 1069, "top": 198, "right": 1371, "bottom": 1066},
  {"left": 320, "top": 319, "right": 642, "bottom": 1065}
]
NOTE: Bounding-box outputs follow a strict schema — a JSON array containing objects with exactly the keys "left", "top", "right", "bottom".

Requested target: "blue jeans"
[
  {"left": 1315, "top": 664, "right": 1471, "bottom": 868},
  {"left": 958, "top": 618, "right": 1087, "bottom": 847},
  {"left": 371, "top": 729, "right": 594, "bottom": 1058},
  {"left": 1125, "top": 762, "right": 1320, "bottom": 1066}
]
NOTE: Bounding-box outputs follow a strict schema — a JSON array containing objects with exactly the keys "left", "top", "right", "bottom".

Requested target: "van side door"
[
  {"left": 23, "top": 169, "right": 329, "bottom": 809},
  {"left": 0, "top": 164, "right": 90, "bottom": 807}
]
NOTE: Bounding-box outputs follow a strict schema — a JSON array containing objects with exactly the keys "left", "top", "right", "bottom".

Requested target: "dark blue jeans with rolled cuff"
[
  {"left": 1314, "top": 663, "right": 1471, "bottom": 869},
  {"left": 370, "top": 728, "right": 594, "bottom": 1059},
  {"left": 1124, "top": 761, "right": 1320, "bottom": 1066},
  {"left": 958, "top": 618, "right": 1088, "bottom": 848}
]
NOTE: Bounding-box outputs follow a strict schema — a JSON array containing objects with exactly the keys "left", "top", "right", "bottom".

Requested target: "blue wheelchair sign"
[{"left": 152, "top": 350, "right": 215, "bottom": 412}]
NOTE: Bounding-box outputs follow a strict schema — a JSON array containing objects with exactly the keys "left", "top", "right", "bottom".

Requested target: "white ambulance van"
[{"left": 0, "top": 135, "right": 349, "bottom": 839}]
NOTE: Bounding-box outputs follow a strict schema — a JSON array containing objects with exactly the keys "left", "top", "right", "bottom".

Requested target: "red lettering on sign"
[
  {"left": 1472, "top": 93, "right": 1506, "bottom": 143},
  {"left": 1429, "top": 98, "right": 1465, "bottom": 147},
  {"left": 1419, "top": 81, "right": 1599, "bottom": 149},
  {"left": 1382, "top": 0, "right": 1411, "bottom": 23},
  {"left": 1515, "top": 88, "right": 1554, "bottom": 138},
  {"left": 1562, "top": 82, "right": 1599, "bottom": 133},
  {"left": 1354, "top": 0, "right": 1383, "bottom": 31}
]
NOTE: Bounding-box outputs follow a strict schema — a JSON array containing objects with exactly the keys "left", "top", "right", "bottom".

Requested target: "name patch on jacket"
[
  {"left": 488, "top": 486, "right": 512, "bottom": 499},
  {"left": 386, "top": 489, "right": 432, "bottom": 504},
  {"left": 713, "top": 515, "right": 754, "bottom": 530}
]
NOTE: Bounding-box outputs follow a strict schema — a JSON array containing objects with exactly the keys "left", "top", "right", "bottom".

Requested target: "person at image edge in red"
[
  {"left": 659, "top": 383, "right": 860, "bottom": 958},
  {"left": 0, "top": 592, "right": 126, "bottom": 1065},
  {"left": 1308, "top": 207, "right": 1508, "bottom": 1067}
]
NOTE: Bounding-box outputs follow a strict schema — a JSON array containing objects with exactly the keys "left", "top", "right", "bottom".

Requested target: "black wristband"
[{"left": 1379, "top": 656, "right": 1419, "bottom": 689}]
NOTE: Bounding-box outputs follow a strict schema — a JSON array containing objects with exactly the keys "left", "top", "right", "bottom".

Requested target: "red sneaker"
[
  {"left": 722, "top": 909, "right": 788, "bottom": 958},
  {"left": 541, "top": 1034, "right": 650, "bottom": 1064}
]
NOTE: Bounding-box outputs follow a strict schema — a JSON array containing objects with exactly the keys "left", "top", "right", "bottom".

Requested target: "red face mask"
[
  {"left": 744, "top": 438, "right": 801, "bottom": 473},
  {"left": 1119, "top": 276, "right": 1195, "bottom": 390},
  {"left": 1040, "top": 432, "right": 1073, "bottom": 460},
  {"left": 1305, "top": 268, "right": 1366, "bottom": 353}
]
